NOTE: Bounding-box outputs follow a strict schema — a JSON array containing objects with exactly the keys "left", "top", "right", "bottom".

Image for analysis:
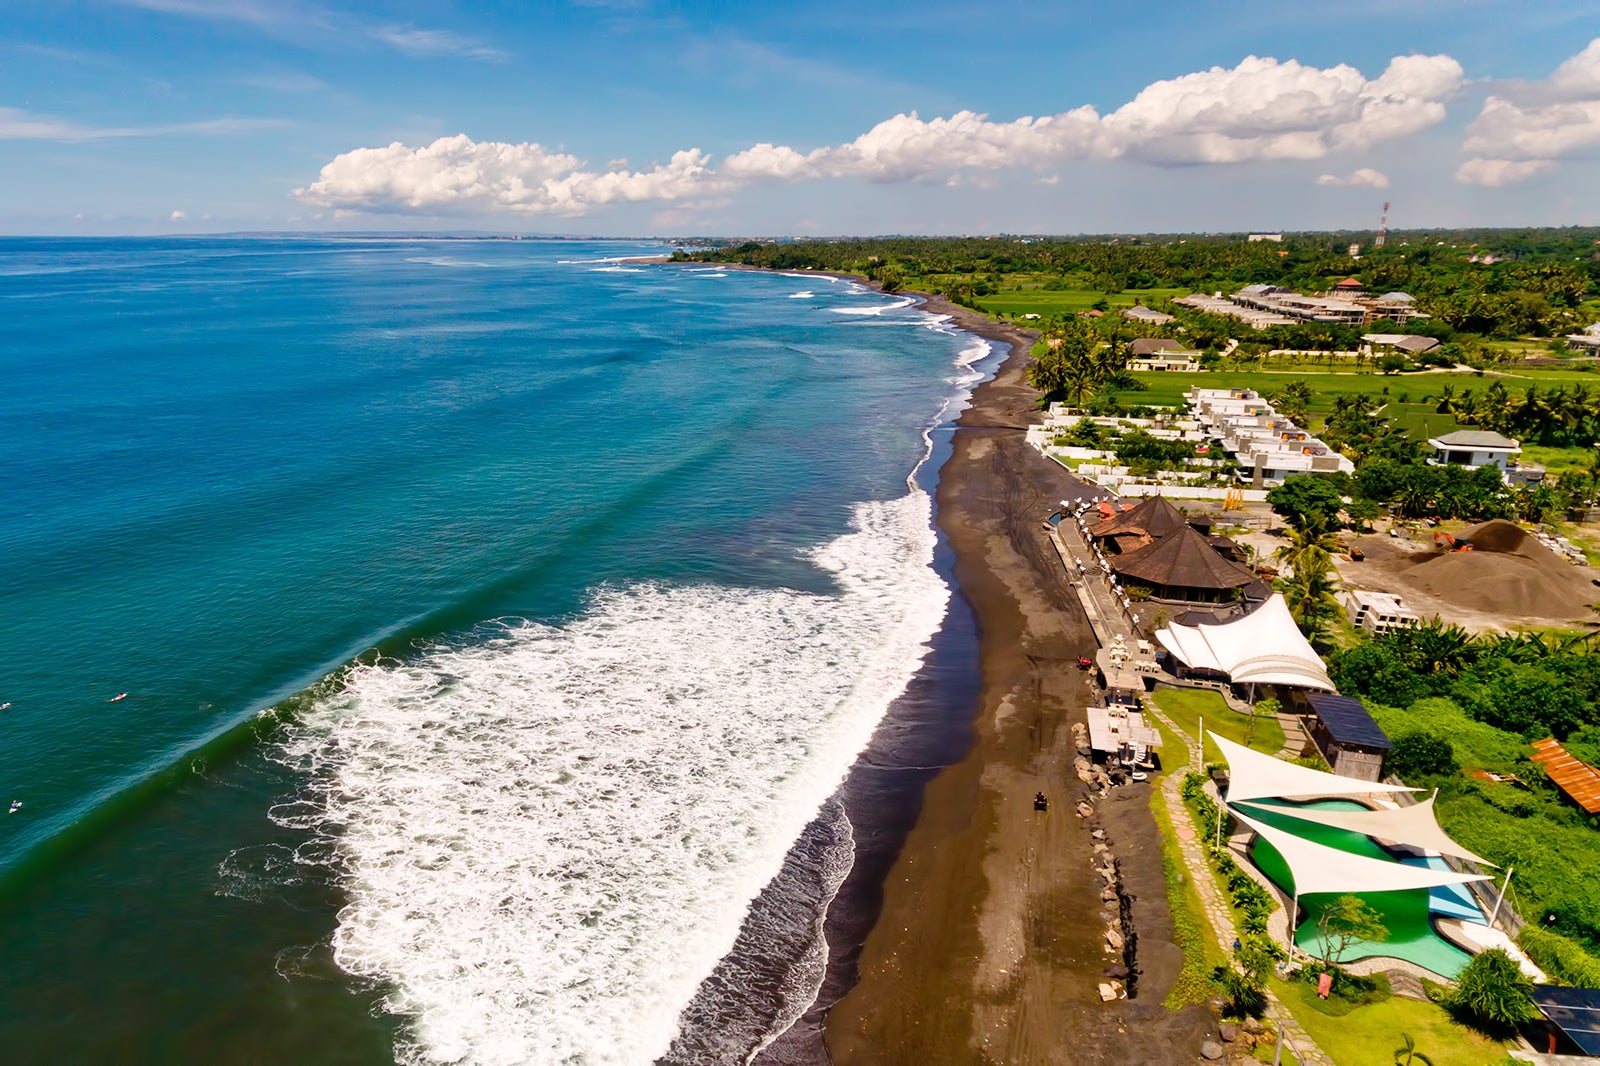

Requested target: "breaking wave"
[{"left": 271, "top": 488, "right": 949, "bottom": 1065}]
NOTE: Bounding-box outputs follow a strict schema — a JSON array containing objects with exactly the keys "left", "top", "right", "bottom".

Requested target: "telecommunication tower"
[{"left": 1374, "top": 200, "right": 1390, "bottom": 249}]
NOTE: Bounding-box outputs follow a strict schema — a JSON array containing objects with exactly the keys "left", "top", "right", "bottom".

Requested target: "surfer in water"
[{"left": 108, "top": 692, "right": 127, "bottom": 702}]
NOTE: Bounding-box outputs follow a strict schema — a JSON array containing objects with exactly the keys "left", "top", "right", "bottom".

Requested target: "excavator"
[{"left": 1433, "top": 531, "right": 1473, "bottom": 552}]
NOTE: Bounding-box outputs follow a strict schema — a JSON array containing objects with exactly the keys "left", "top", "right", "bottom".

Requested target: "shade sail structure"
[
  {"left": 1239, "top": 796, "right": 1496, "bottom": 867},
  {"left": 1210, "top": 733, "right": 1416, "bottom": 804},
  {"left": 1156, "top": 594, "right": 1334, "bottom": 690},
  {"left": 1229, "top": 805, "right": 1492, "bottom": 896}
]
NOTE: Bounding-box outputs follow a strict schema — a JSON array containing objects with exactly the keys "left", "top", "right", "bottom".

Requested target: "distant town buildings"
[
  {"left": 1187, "top": 387, "right": 1355, "bottom": 485},
  {"left": 1246, "top": 233, "right": 1284, "bottom": 242},
  {"left": 1176, "top": 283, "right": 1430, "bottom": 329},
  {"left": 1122, "top": 305, "right": 1175, "bottom": 325}
]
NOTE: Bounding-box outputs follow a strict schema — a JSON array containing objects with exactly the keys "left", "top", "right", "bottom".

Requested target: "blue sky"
[{"left": 3, "top": 0, "right": 1599, "bottom": 234}]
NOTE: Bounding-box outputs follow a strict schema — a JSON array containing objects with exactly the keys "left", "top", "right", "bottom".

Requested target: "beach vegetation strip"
[{"left": 1149, "top": 723, "right": 1221, "bottom": 1008}]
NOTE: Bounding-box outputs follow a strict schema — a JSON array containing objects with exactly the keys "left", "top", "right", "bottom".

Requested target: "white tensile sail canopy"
[
  {"left": 1229, "top": 805, "right": 1492, "bottom": 896},
  {"left": 1156, "top": 594, "right": 1334, "bottom": 691},
  {"left": 1239, "top": 795, "right": 1496, "bottom": 868},
  {"left": 1209, "top": 733, "right": 1416, "bottom": 804}
]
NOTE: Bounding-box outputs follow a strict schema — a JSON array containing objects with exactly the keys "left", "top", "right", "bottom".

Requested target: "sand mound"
[
  {"left": 1388, "top": 519, "right": 1598, "bottom": 618},
  {"left": 1457, "top": 519, "right": 1546, "bottom": 558}
]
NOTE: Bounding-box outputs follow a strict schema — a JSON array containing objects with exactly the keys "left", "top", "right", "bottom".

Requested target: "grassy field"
[
  {"left": 1115, "top": 366, "right": 1600, "bottom": 428},
  {"left": 1521, "top": 442, "right": 1597, "bottom": 474},
  {"left": 1382, "top": 402, "right": 1468, "bottom": 442},
  {"left": 1268, "top": 978, "right": 1511, "bottom": 1066},
  {"left": 1150, "top": 687, "right": 1285, "bottom": 755},
  {"left": 969, "top": 286, "right": 1187, "bottom": 318}
]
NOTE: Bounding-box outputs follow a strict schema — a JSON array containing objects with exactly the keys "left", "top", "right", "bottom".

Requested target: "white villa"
[{"left": 1187, "top": 388, "right": 1354, "bottom": 485}]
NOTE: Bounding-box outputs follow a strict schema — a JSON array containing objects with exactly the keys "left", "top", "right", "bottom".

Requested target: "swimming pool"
[{"left": 1241, "top": 799, "right": 1477, "bottom": 979}]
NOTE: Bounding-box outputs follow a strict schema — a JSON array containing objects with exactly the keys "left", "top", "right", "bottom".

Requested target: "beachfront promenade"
[{"left": 1050, "top": 507, "right": 1334, "bottom": 1064}]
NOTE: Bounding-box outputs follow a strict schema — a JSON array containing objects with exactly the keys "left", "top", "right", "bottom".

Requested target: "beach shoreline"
[{"left": 782, "top": 285, "right": 1213, "bottom": 1063}]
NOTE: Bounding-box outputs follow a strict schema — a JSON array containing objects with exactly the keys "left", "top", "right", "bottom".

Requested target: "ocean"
[{"left": 0, "top": 237, "right": 994, "bottom": 1064}]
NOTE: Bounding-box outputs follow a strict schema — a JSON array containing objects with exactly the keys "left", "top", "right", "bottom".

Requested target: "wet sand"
[{"left": 820, "top": 299, "right": 1214, "bottom": 1064}]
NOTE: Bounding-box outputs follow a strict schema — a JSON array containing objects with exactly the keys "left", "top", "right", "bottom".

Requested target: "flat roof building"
[
  {"left": 1342, "top": 590, "right": 1420, "bottom": 636},
  {"left": 1302, "top": 692, "right": 1392, "bottom": 782}
]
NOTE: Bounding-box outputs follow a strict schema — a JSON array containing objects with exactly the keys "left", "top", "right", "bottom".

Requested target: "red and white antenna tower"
[{"left": 1374, "top": 200, "right": 1390, "bottom": 249}]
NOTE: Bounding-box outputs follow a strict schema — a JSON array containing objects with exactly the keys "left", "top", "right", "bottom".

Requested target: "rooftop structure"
[
  {"left": 1127, "top": 336, "right": 1201, "bottom": 372},
  {"left": 1566, "top": 322, "right": 1600, "bottom": 350},
  {"left": 1531, "top": 738, "right": 1600, "bottom": 814},
  {"left": 1302, "top": 692, "right": 1392, "bottom": 782},
  {"left": 1247, "top": 233, "right": 1283, "bottom": 242},
  {"left": 1156, "top": 593, "right": 1334, "bottom": 691},
  {"left": 1110, "top": 524, "right": 1260, "bottom": 602},
  {"left": 1122, "top": 305, "right": 1175, "bottom": 325},
  {"left": 1174, "top": 293, "right": 1295, "bottom": 329},
  {"left": 1342, "top": 589, "right": 1420, "bottom": 636},
  {"left": 1362, "top": 332, "right": 1442, "bottom": 355},
  {"left": 1186, "top": 285, "right": 1430, "bottom": 328},
  {"left": 1128, "top": 338, "right": 1182, "bottom": 357},
  {"left": 1530, "top": 986, "right": 1600, "bottom": 1057},
  {"left": 1427, "top": 429, "right": 1521, "bottom": 471},
  {"left": 1187, "top": 387, "right": 1355, "bottom": 484}
]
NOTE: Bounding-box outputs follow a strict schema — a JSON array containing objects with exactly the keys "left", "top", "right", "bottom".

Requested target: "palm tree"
[
  {"left": 1393, "top": 1032, "right": 1434, "bottom": 1066},
  {"left": 1276, "top": 550, "right": 1341, "bottom": 640}
]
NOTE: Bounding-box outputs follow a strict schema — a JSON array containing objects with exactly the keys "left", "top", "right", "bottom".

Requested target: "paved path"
[{"left": 1145, "top": 703, "right": 1336, "bottom": 1066}]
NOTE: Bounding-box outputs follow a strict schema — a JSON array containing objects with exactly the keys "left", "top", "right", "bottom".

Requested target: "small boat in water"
[{"left": 108, "top": 692, "right": 127, "bottom": 702}]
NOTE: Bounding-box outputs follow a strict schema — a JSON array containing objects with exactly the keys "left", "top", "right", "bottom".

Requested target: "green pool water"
[{"left": 1241, "top": 799, "right": 1472, "bottom": 979}]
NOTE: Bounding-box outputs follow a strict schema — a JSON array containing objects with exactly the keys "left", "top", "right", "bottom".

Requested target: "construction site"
[{"left": 1339, "top": 519, "right": 1600, "bottom": 633}]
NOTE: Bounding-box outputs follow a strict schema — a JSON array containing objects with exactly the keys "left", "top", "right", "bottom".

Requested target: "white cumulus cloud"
[
  {"left": 169, "top": 209, "right": 186, "bottom": 220},
  {"left": 1316, "top": 167, "right": 1390, "bottom": 187},
  {"left": 1454, "top": 158, "right": 1556, "bottom": 187},
  {"left": 293, "top": 51, "right": 1465, "bottom": 216},
  {"left": 1456, "top": 37, "right": 1600, "bottom": 184}
]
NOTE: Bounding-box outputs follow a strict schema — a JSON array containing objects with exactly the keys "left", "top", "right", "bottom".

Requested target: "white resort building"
[{"left": 1187, "top": 387, "right": 1354, "bottom": 485}]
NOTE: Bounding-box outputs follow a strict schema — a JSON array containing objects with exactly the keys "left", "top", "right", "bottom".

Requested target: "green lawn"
[
  {"left": 1268, "top": 978, "right": 1510, "bottom": 1066},
  {"left": 1521, "top": 442, "right": 1597, "bottom": 474},
  {"left": 1382, "top": 402, "right": 1468, "bottom": 443},
  {"left": 1151, "top": 687, "right": 1285, "bottom": 755},
  {"left": 1114, "top": 366, "right": 1600, "bottom": 425},
  {"left": 971, "top": 286, "right": 1187, "bottom": 317}
]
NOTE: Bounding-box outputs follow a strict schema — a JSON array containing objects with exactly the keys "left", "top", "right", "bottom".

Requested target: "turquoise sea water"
[{"left": 0, "top": 238, "right": 989, "bottom": 1063}]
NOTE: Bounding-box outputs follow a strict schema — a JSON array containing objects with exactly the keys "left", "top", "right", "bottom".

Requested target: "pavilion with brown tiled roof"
[
  {"left": 1532, "top": 738, "right": 1600, "bottom": 814},
  {"left": 1110, "top": 524, "right": 1260, "bottom": 603},
  {"left": 1086, "top": 495, "right": 1191, "bottom": 553}
]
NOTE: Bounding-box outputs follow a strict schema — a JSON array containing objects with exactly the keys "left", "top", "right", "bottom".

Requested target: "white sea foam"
[
  {"left": 787, "top": 291, "right": 814, "bottom": 299},
  {"left": 404, "top": 256, "right": 494, "bottom": 268},
  {"left": 777, "top": 272, "right": 840, "bottom": 284},
  {"left": 273, "top": 490, "right": 948, "bottom": 1066},
  {"left": 829, "top": 296, "right": 916, "bottom": 316}
]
